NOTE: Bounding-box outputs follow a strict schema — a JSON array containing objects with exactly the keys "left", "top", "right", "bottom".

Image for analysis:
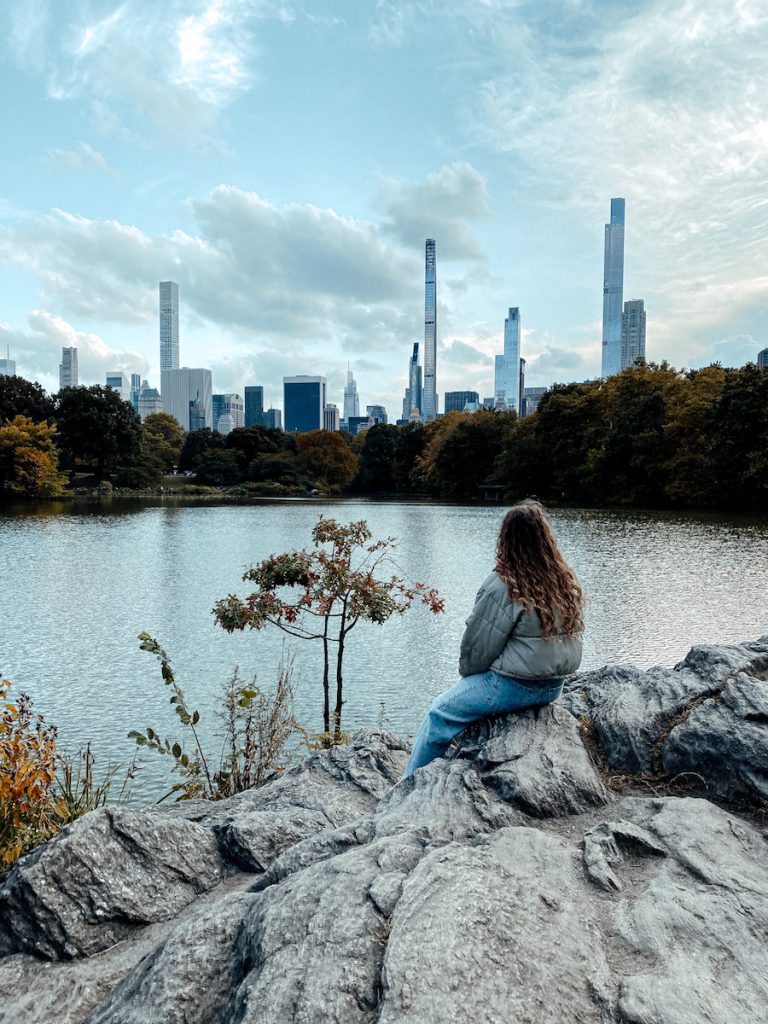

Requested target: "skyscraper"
[
  {"left": 494, "top": 308, "right": 522, "bottom": 413},
  {"left": 444, "top": 391, "right": 480, "bottom": 413},
  {"left": 212, "top": 394, "right": 244, "bottom": 431},
  {"left": 522, "top": 386, "right": 547, "bottom": 417},
  {"left": 422, "top": 239, "right": 437, "bottom": 420},
  {"left": 105, "top": 371, "right": 131, "bottom": 401},
  {"left": 244, "top": 386, "right": 265, "bottom": 427},
  {"left": 343, "top": 368, "right": 360, "bottom": 421},
  {"left": 159, "top": 281, "right": 179, "bottom": 373},
  {"left": 402, "top": 342, "right": 423, "bottom": 421},
  {"left": 59, "top": 347, "right": 78, "bottom": 389},
  {"left": 601, "top": 198, "right": 626, "bottom": 378},
  {"left": 366, "top": 404, "right": 388, "bottom": 425},
  {"left": 161, "top": 368, "right": 212, "bottom": 430},
  {"left": 324, "top": 404, "right": 340, "bottom": 431},
  {"left": 620, "top": 299, "right": 647, "bottom": 370},
  {"left": 137, "top": 386, "right": 162, "bottom": 421},
  {"left": 518, "top": 357, "right": 526, "bottom": 415},
  {"left": 757, "top": 348, "right": 768, "bottom": 370},
  {"left": 284, "top": 376, "right": 326, "bottom": 432}
]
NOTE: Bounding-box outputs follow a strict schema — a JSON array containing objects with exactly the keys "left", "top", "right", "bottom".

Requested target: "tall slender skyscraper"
[
  {"left": 422, "top": 239, "right": 437, "bottom": 420},
  {"left": 601, "top": 198, "right": 626, "bottom": 378},
  {"left": 402, "top": 341, "right": 423, "bottom": 420},
  {"left": 494, "top": 307, "right": 522, "bottom": 413},
  {"left": 343, "top": 368, "right": 360, "bottom": 421},
  {"left": 159, "top": 281, "right": 179, "bottom": 373},
  {"left": 59, "top": 347, "right": 78, "bottom": 389},
  {"left": 620, "top": 299, "right": 646, "bottom": 370}
]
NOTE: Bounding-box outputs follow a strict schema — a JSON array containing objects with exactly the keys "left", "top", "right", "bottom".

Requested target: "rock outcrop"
[{"left": 1, "top": 638, "right": 767, "bottom": 1024}]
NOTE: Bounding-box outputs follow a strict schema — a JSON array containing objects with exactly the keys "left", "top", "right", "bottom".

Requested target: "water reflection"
[{"left": 1, "top": 498, "right": 767, "bottom": 799}]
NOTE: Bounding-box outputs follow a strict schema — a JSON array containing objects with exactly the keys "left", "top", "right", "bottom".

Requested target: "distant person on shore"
[{"left": 403, "top": 499, "right": 585, "bottom": 778}]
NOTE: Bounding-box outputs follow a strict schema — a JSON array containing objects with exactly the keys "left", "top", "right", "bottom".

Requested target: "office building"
[
  {"left": 159, "top": 281, "right": 179, "bottom": 373},
  {"left": 523, "top": 386, "right": 547, "bottom": 417},
  {"left": 244, "top": 386, "right": 265, "bottom": 427},
  {"left": 105, "top": 371, "right": 131, "bottom": 402},
  {"left": 401, "top": 342, "right": 423, "bottom": 421},
  {"left": 422, "top": 239, "right": 437, "bottom": 420},
  {"left": 284, "top": 375, "right": 326, "bottom": 433},
  {"left": 494, "top": 307, "right": 522, "bottom": 413},
  {"left": 601, "top": 198, "right": 626, "bottom": 378},
  {"left": 444, "top": 390, "right": 480, "bottom": 413},
  {"left": 343, "top": 368, "right": 360, "bottom": 421},
  {"left": 366, "top": 404, "right": 388, "bottom": 425},
  {"left": 0, "top": 350, "right": 16, "bottom": 376},
  {"left": 324, "top": 403, "right": 340, "bottom": 431},
  {"left": 217, "top": 413, "right": 235, "bottom": 435},
  {"left": 137, "top": 386, "right": 162, "bottom": 421},
  {"left": 620, "top": 299, "right": 647, "bottom": 370},
  {"left": 212, "top": 394, "right": 244, "bottom": 431},
  {"left": 161, "top": 367, "right": 212, "bottom": 431},
  {"left": 263, "top": 408, "right": 282, "bottom": 430},
  {"left": 518, "top": 358, "right": 526, "bottom": 414},
  {"left": 189, "top": 398, "right": 206, "bottom": 432},
  {"left": 346, "top": 415, "right": 371, "bottom": 436},
  {"left": 757, "top": 347, "right": 768, "bottom": 370},
  {"left": 59, "top": 347, "right": 78, "bottom": 389}
]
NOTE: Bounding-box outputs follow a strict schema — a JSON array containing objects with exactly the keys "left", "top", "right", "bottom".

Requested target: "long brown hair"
[{"left": 495, "top": 499, "right": 584, "bottom": 638}]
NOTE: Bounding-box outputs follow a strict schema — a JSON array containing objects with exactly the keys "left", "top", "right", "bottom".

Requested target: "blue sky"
[{"left": 1, "top": 0, "right": 767, "bottom": 415}]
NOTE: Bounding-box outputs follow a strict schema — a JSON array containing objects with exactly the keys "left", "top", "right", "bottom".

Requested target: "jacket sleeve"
[{"left": 459, "top": 581, "right": 522, "bottom": 677}]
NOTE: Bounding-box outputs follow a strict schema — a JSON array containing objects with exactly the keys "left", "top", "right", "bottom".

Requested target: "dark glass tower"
[{"left": 422, "top": 239, "right": 437, "bottom": 420}]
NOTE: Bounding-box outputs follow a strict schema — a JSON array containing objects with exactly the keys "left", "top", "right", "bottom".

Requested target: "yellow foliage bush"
[{"left": 0, "top": 678, "right": 63, "bottom": 866}]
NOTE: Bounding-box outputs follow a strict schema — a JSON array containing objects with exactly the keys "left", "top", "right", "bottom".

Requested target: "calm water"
[{"left": 1, "top": 498, "right": 767, "bottom": 799}]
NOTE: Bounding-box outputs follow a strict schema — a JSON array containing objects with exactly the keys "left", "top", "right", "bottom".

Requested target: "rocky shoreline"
[{"left": 1, "top": 637, "right": 766, "bottom": 1024}]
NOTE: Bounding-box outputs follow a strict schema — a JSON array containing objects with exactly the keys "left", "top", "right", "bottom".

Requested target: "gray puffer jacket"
[{"left": 459, "top": 571, "right": 583, "bottom": 682}]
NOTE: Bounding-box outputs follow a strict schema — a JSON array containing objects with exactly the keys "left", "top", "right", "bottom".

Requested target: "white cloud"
[
  {"left": 0, "top": 310, "right": 149, "bottom": 386},
  {"left": 4, "top": 1, "right": 275, "bottom": 147},
  {"left": 689, "top": 333, "right": 763, "bottom": 370},
  {"left": 376, "top": 162, "right": 490, "bottom": 260},
  {"left": 468, "top": 0, "right": 768, "bottom": 366},
  {"left": 46, "top": 141, "right": 115, "bottom": 176},
  {"left": 0, "top": 163, "right": 490, "bottom": 353}
]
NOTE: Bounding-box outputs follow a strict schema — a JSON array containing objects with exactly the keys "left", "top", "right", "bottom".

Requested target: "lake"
[{"left": 1, "top": 497, "right": 767, "bottom": 800}]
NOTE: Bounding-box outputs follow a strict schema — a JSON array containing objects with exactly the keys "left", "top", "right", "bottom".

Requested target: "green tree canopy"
[
  {"left": 354, "top": 424, "right": 398, "bottom": 492},
  {"left": 143, "top": 413, "right": 186, "bottom": 473},
  {"left": 0, "top": 377, "right": 55, "bottom": 425},
  {"left": 225, "top": 426, "right": 295, "bottom": 468},
  {"left": 55, "top": 386, "right": 142, "bottom": 480},
  {"left": 178, "top": 428, "right": 224, "bottom": 471},
  {"left": 194, "top": 448, "right": 244, "bottom": 487}
]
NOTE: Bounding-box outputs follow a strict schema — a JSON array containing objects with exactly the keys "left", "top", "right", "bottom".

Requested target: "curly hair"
[{"left": 495, "top": 499, "right": 585, "bottom": 639}]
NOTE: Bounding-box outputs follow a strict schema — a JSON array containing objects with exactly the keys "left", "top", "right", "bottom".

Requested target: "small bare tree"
[{"left": 213, "top": 517, "right": 444, "bottom": 740}]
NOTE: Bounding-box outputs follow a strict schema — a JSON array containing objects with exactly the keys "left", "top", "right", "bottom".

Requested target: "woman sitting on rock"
[{"left": 403, "top": 499, "right": 585, "bottom": 777}]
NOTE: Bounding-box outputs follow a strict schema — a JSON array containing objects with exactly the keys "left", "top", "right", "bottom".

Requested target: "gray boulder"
[
  {"left": 561, "top": 636, "right": 768, "bottom": 802},
  {"left": 451, "top": 702, "right": 608, "bottom": 815},
  {"left": 1, "top": 641, "right": 767, "bottom": 1024},
  {"left": 0, "top": 808, "right": 226, "bottom": 961}
]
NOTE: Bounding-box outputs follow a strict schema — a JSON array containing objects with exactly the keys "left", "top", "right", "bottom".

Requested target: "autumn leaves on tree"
[{"left": 214, "top": 517, "right": 444, "bottom": 740}]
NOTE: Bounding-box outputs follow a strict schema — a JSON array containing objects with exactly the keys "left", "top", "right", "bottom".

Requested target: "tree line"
[{"left": 1, "top": 361, "right": 767, "bottom": 509}]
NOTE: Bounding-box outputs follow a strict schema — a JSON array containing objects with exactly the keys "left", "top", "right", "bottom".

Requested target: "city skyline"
[{"left": 1, "top": 4, "right": 767, "bottom": 413}]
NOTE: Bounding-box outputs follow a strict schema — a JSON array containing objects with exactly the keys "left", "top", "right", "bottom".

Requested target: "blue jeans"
[{"left": 403, "top": 670, "right": 564, "bottom": 778}]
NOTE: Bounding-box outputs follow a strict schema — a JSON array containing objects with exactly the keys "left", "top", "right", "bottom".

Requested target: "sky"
[{"left": 1, "top": 0, "right": 767, "bottom": 416}]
